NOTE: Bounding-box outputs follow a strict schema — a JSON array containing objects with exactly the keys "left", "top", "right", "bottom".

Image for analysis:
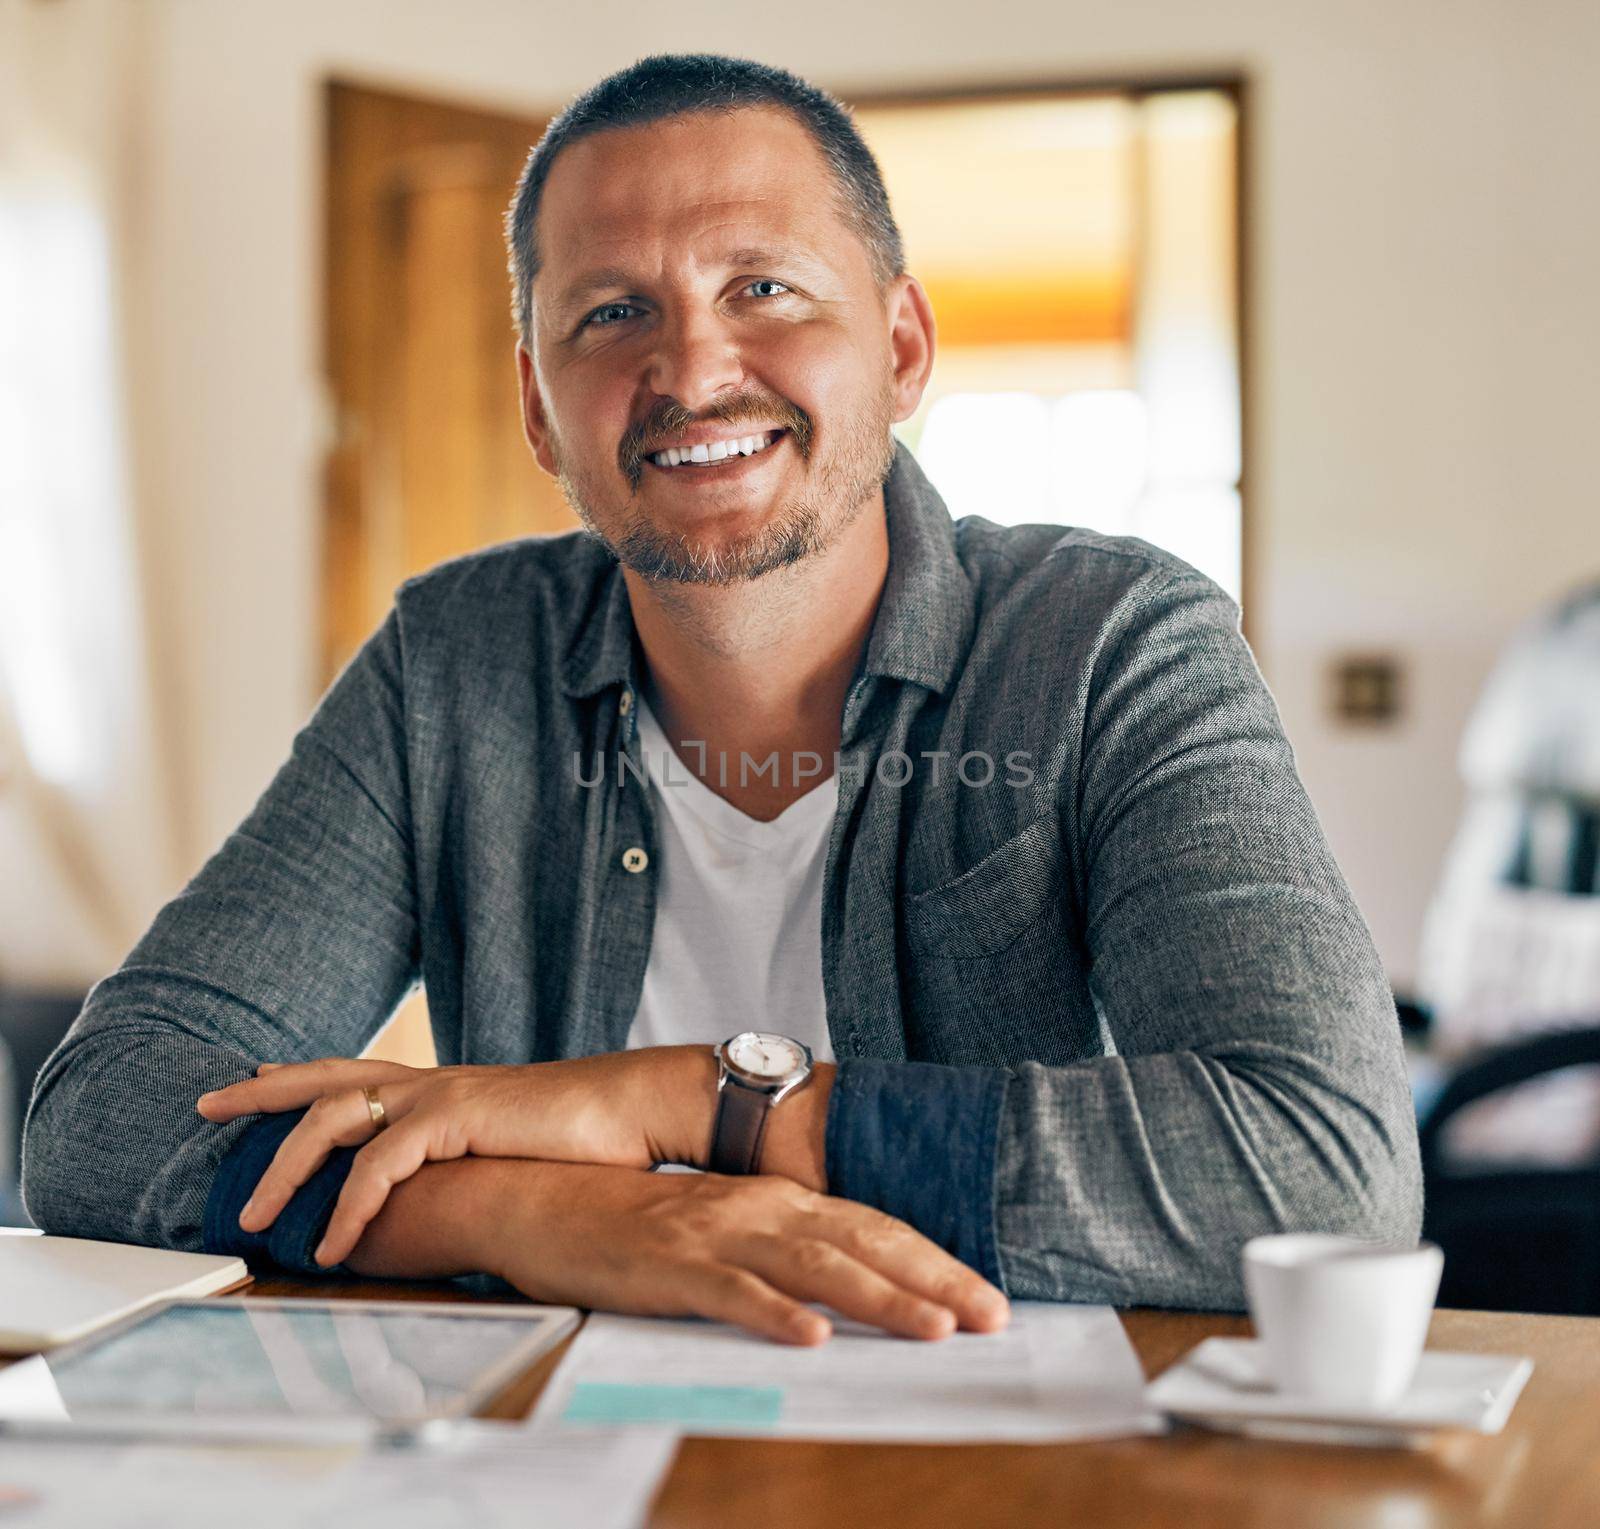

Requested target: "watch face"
[{"left": 724, "top": 1031, "right": 808, "bottom": 1083}]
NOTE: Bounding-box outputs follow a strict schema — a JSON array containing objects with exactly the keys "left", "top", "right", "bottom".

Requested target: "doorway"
[{"left": 323, "top": 81, "right": 572, "bottom": 688}]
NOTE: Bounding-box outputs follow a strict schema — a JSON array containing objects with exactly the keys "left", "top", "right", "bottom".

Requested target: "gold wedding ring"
[{"left": 363, "top": 1084, "right": 388, "bottom": 1133}]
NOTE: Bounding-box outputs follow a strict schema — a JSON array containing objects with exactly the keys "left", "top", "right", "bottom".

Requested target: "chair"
[
  {"left": 1419, "top": 1025, "right": 1600, "bottom": 1315},
  {"left": 0, "top": 986, "right": 85, "bottom": 1226},
  {"left": 1412, "top": 578, "right": 1600, "bottom": 1167}
]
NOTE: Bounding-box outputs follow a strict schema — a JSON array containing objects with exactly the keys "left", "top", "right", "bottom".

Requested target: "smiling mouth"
[{"left": 646, "top": 429, "right": 786, "bottom": 471}]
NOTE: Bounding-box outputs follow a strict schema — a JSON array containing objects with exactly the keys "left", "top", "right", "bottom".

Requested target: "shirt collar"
[
  {"left": 561, "top": 439, "right": 973, "bottom": 701},
  {"left": 860, "top": 440, "right": 974, "bottom": 696},
  {"left": 561, "top": 549, "right": 637, "bottom": 700}
]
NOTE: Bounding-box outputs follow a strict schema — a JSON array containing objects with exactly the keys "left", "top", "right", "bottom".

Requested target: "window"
[{"left": 859, "top": 87, "right": 1244, "bottom": 601}]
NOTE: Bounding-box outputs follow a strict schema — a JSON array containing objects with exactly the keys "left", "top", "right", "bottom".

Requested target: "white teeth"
[{"left": 649, "top": 429, "right": 779, "bottom": 469}]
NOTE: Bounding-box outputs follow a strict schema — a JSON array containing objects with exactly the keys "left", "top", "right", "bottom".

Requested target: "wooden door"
[
  {"left": 324, "top": 80, "right": 575, "bottom": 678},
  {"left": 324, "top": 81, "right": 575, "bottom": 1064}
]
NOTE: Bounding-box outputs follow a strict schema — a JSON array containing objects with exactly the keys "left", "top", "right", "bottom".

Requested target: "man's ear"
[
  {"left": 885, "top": 274, "right": 936, "bottom": 425},
  {"left": 517, "top": 343, "right": 558, "bottom": 476}
]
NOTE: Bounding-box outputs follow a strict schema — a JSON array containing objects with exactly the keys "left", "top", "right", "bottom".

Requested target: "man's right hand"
[{"left": 348, "top": 1157, "right": 1009, "bottom": 1346}]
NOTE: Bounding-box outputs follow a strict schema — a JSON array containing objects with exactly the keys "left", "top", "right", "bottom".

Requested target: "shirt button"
[
  {"left": 621, "top": 846, "right": 649, "bottom": 874},
  {"left": 618, "top": 689, "right": 634, "bottom": 716}
]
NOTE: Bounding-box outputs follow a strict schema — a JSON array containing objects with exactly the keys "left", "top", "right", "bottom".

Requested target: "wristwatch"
[{"left": 709, "top": 1031, "right": 814, "bottom": 1176}]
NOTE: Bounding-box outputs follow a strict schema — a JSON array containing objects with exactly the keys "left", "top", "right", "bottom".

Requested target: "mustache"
[{"left": 619, "top": 391, "right": 814, "bottom": 488}]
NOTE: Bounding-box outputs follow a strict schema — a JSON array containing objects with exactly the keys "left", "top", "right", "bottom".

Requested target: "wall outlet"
[{"left": 1331, "top": 653, "right": 1404, "bottom": 725}]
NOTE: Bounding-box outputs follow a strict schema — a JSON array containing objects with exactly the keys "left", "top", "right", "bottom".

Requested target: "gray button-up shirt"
[{"left": 24, "top": 444, "right": 1421, "bottom": 1308}]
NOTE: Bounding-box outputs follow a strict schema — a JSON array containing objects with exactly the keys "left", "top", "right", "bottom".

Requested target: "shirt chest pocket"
[{"left": 903, "top": 814, "right": 1064, "bottom": 959}]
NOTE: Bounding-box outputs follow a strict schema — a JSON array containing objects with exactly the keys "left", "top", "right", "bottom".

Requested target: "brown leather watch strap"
[{"left": 709, "top": 1079, "right": 773, "bottom": 1176}]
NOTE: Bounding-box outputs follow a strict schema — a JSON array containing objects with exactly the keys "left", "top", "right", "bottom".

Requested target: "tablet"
[{"left": 0, "top": 1297, "right": 580, "bottom": 1445}]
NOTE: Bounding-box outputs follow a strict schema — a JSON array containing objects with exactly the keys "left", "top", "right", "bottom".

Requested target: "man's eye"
[
  {"left": 747, "top": 280, "right": 790, "bottom": 299},
  {"left": 585, "top": 302, "right": 640, "bottom": 329}
]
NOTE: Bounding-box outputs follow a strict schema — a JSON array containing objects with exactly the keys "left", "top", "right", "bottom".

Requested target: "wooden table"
[{"left": 250, "top": 1274, "right": 1600, "bottom": 1528}]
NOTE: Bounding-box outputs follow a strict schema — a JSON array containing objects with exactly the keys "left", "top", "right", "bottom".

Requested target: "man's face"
[{"left": 518, "top": 107, "right": 923, "bottom": 584}]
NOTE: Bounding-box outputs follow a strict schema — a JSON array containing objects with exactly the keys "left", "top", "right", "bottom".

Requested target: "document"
[
  {"left": 532, "top": 1302, "right": 1165, "bottom": 1443},
  {"left": 0, "top": 1424, "right": 677, "bottom": 1529},
  {"left": 0, "top": 1233, "right": 247, "bottom": 1353}
]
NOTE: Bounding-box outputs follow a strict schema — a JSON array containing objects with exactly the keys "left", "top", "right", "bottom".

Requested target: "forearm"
[
  {"left": 809, "top": 1034, "right": 1419, "bottom": 1310},
  {"left": 195, "top": 1045, "right": 836, "bottom": 1281},
  {"left": 350, "top": 1152, "right": 1005, "bottom": 1343},
  {"left": 761, "top": 1064, "right": 832, "bottom": 1190},
  {"left": 341, "top": 1057, "right": 835, "bottom": 1283},
  {"left": 994, "top": 1044, "right": 1423, "bottom": 1310},
  {"left": 343, "top": 1156, "right": 542, "bottom": 1281}
]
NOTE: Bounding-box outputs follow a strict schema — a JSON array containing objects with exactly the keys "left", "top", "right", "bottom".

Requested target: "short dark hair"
[{"left": 504, "top": 54, "right": 905, "bottom": 341}]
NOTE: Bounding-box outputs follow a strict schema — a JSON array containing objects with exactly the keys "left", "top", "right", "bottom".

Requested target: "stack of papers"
[
  {"left": 0, "top": 1299, "right": 1162, "bottom": 1527},
  {"left": 531, "top": 1302, "right": 1164, "bottom": 1443},
  {"left": 0, "top": 1425, "right": 677, "bottom": 1529}
]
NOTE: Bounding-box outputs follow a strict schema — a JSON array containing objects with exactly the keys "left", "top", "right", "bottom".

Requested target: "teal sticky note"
[{"left": 563, "top": 1382, "right": 784, "bottom": 1428}]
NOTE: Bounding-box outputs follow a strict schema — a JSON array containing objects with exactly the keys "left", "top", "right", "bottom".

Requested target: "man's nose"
[{"left": 645, "top": 307, "right": 744, "bottom": 412}]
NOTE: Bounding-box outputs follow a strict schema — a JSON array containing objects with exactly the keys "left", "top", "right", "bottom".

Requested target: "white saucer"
[{"left": 1145, "top": 1337, "right": 1533, "bottom": 1446}]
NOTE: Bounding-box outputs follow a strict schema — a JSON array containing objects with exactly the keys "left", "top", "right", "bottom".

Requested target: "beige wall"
[{"left": 104, "top": 0, "right": 1600, "bottom": 988}]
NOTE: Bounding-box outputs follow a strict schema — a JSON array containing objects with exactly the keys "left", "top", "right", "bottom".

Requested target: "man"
[{"left": 23, "top": 54, "right": 1421, "bottom": 1345}]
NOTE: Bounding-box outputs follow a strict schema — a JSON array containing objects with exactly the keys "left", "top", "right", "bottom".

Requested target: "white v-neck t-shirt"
[{"left": 626, "top": 696, "right": 837, "bottom": 1063}]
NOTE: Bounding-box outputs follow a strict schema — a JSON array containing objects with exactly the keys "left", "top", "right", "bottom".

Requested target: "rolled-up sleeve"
[
  {"left": 826, "top": 1059, "right": 1009, "bottom": 1287},
  {"left": 204, "top": 1111, "right": 359, "bottom": 1274}
]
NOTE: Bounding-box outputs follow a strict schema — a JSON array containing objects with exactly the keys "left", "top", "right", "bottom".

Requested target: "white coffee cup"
[{"left": 1242, "top": 1234, "right": 1444, "bottom": 1408}]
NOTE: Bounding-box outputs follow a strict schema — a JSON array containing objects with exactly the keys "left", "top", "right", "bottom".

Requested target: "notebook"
[{"left": 0, "top": 1231, "right": 249, "bottom": 1354}]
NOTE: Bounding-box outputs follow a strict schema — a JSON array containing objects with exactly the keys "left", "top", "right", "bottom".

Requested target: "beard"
[{"left": 549, "top": 377, "right": 898, "bottom": 586}]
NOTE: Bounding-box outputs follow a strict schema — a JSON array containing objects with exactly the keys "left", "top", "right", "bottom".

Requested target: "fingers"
[
  {"left": 654, "top": 1180, "right": 994, "bottom": 1343},
  {"left": 237, "top": 1085, "right": 403, "bottom": 1234},
  {"left": 312, "top": 1119, "right": 458, "bottom": 1267},
  {"left": 681, "top": 1264, "right": 832, "bottom": 1346},
  {"left": 197, "top": 1059, "right": 410, "bottom": 1122},
  {"left": 809, "top": 1200, "right": 1011, "bottom": 1334},
  {"left": 739, "top": 1234, "right": 956, "bottom": 1341}
]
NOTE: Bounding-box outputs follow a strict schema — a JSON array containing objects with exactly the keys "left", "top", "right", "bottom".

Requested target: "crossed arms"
[
  {"left": 21, "top": 567, "right": 1424, "bottom": 1337},
  {"left": 194, "top": 1049, "right": 1007, "bottom": 1344}
]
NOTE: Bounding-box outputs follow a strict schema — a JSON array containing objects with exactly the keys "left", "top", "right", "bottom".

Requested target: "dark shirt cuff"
[
  {"left": 202, "top": 1111, "right": 357, "bottom": 1275},
  {"left": 824, "top": 1059, "right": 1008, "bottom": 1289}
]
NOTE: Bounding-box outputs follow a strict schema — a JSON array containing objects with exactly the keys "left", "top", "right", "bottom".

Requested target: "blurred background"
[{"left": 2, "top": 0, "right": 1597, "bottom": 1307}]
